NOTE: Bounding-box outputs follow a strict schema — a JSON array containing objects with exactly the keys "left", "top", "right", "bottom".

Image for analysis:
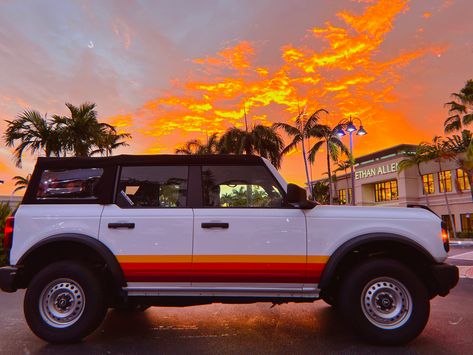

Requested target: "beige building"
[
  {"left": 0, "top": 196, "right": 23, "bottom": 209},
  {"left": 322, "top": 144, "right": 473, "bottom": 236}
]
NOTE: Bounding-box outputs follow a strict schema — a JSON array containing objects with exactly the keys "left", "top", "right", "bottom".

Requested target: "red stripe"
[{"left": 121, "top": 262, "right": 326, "bottom": 283}]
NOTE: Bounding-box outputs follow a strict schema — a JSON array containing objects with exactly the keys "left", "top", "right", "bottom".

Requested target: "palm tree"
[
  {"left": 3, "top": 110, "right": 61, "bottom": 167},
  {"left": 422, "top": 136, "right": 457, "bottom": 238},
  {"left": 273, "top": 108, "right": 329, "bottom": 192},
  {"left": 444, "top": 79, "right": 473, "bottom": 133},
  {"left": 307, "top": 125, "right": 349, "bottom": 204},
  {"left": 397, "top": 145, "right": 432, "bottom": 207},
  {"left": 219, "top": 125, "right": 284, "bottom": 168},
  {"left": 12, "top": 174, "right": 31, "bottom": 194},
  {"left": 176, "top": 133, "right": 221, "bottom": 155},
  {"left": 91, "top": 130, "right": 131, "bottom": 157},
  {"left": 53, "top": 102, "right": 115, "bottom": 157}
]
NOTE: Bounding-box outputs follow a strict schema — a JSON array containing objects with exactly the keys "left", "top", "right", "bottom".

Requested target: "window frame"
[
  {"left": 421, "top": 173, "right": 435, "bottom": 195},
  {"left": 374, "top": 179, "right": 399, "bottom": 203},
  {"left": 114, "top": 164, "right": 191, "bottom": 209},
  {"left": 456, "top": 169, "right": 471, "bottom": 191},
  {"left": 438, "top": 170, "right": 452, "bottom": 193}
]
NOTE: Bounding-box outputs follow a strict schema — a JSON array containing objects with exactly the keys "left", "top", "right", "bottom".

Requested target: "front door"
[
  {"left": 99, "top": 165, "right": 193, "bottom": 289},
  {"left": 192, "top": 164, "right": 307, "bottom": 294}
]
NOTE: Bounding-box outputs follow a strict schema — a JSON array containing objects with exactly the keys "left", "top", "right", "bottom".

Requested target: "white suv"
[{"left": 0, "top": 155, "right": 458, "bottom": 345}]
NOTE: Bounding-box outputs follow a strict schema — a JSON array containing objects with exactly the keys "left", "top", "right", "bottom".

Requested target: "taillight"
[
  {"left": 4, "top": 216, "right": 14, "bottom": 250},
  {"left": 441, "top": 221, "right": 449, "bottom": 252}
]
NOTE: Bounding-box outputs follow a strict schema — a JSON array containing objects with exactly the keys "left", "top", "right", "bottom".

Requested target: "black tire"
[
  {"left": 24, "top": 261, "right": 107, "bottom": 344},
  {"left": 339, "top": 259, "right": 430, "bottom": 345}
]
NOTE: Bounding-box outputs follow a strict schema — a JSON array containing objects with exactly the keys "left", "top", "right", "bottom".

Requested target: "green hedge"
[{"left": 456, "top": 231, "right": 473, "bottom": 239}]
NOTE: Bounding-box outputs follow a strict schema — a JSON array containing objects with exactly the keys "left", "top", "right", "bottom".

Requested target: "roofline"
[{"left": 355, "top": 144, "right": 418, "bottom": 165}]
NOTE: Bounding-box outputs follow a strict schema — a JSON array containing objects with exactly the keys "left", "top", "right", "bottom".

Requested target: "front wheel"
[
  {"left": 24, "top": 261, "right": 107, "bottom": 344},
  {"left": 339, "top": 259, "right": 430, "bottom": 345}
]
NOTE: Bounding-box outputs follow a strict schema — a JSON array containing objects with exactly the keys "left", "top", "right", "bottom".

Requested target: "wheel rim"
[
  {"left": 39, "top": 278, "right": 86, "bottom": 328},
  {"left": 361, "top": 277, "right": 413, "bottom": 330}
]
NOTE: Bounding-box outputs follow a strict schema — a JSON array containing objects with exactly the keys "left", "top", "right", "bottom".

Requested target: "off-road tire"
[
  {"left": 339, "top": 258, "right": 430, "bottom": 345},
  {"left": 24, "top": 261, "right": 107, "bottom": 344}
]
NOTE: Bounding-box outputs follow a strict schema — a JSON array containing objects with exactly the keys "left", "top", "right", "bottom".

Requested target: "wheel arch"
[
  {"left": 17, "top": 233, "right": 126, "bottom": 291},
  {"left": 319, "top": 233, "right": 437, "bottom": 297}
]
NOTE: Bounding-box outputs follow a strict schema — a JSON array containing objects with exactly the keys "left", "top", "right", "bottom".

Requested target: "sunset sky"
[{"left": 1, "top": 0, "right": 472, "bottom": 195}]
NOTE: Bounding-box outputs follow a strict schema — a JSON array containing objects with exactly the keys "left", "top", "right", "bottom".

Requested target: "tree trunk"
[
  {"left": 301, "top": 137, "right": 312, "bottom": 199},
  {"left": 326, "top": 141, "right": 333, "bottom": 205},
  {"left": 417, "top": 164, "right": 430, "bottom": 207},
  {"left": 439, "top": 160, "right": 457, "bottom": 239}
]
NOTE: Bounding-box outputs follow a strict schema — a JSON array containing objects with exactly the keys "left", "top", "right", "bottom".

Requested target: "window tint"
[
  {"left": 37, "top": 168, "right": 104, "bottom": 199},
  {"left": 202, "top": 165, "right": 283, "bottom": 208},
  {"left": 117, "top": 166, "right": 188, "bottom": 208}
]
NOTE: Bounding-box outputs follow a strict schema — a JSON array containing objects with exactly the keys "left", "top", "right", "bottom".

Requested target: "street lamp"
[{"left": 335, "top": 116, "right": 367, "bottom": 206}]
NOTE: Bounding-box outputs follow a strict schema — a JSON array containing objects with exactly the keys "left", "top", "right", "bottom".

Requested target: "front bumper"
[
  {"left": 431, "top": 263, "right": 459, "bottom": 297},
  {"left": 0, "top": 266, "right": 19, "bottom": 293}
]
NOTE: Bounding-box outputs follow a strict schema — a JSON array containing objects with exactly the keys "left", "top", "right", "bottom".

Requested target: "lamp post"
[{"left": 335, "top": 117, "right": 367, "bottom": 206}]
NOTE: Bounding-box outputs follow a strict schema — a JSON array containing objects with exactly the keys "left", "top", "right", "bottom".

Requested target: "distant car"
[{"left": 0, "top": 154, "right": 459, "bottom": 345}]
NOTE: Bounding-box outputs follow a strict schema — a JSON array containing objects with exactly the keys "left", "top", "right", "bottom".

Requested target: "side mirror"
[
  {"left": 286, "top": 183, "right": 317, "bottom": 209},
  {"left": 286, "top": 183, "right": 307, "bottom": 203}
]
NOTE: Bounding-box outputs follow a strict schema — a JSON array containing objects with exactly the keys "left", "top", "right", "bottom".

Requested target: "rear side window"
[
  {"left": 117, "top": 166, "right": 188, "bottom": 208},
  {"left": 37, "top": 168, "right": 104, "bottom": 200}
]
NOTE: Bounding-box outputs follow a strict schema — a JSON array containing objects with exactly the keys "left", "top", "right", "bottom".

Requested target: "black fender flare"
[
  {"left": 17, "top": 233, "right": 126, "bottom": 287},
  {"left": 318, "top": 233, "right": 436, "bottom": 289}
]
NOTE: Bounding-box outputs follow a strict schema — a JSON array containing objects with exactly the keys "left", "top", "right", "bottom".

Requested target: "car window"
[
  {"left": 117, "top": 166, "right": 188, "bottom": 208},
  {"left": 36, "top": 168, "right": 104, "bottom": 200},
  {"left": 202, "top": 165, "right": 284, "bottom": 208}
]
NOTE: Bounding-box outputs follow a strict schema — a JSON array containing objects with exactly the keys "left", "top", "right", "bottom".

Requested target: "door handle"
[
  {"left": 201, "top": 222, "right": 229, "bottom": 229},
  {"left": 108, "top": 222, "right": 135, "bottom": 229}
]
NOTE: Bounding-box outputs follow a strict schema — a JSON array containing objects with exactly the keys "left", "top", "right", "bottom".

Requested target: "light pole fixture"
[
  {"left": 0, "top": 180, "right": 4, "bottom": 184},
  {"left": 335, "top": 116, "right": 367, "bottom": 206}
]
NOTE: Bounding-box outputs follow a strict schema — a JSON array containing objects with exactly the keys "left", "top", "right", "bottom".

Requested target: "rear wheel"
[
  {"left": 339, "top": 259, "right": 430, "bottom": 345},
  {"left": 24, "top": 261, "right": 107, "bottom": 344}
]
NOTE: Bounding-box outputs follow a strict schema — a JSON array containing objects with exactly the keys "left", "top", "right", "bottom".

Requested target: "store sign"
[{"left": 355, "top": 162, "right": 398, "bottom": 180}]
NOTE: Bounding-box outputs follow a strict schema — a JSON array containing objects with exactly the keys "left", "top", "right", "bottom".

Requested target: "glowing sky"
[{"left": 1, "top": 0, "right": 472, "bottom": 195}]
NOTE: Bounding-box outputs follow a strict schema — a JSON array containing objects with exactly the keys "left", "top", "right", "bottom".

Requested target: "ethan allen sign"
[{"left": 355, "top": 163, "right": 398, "bottom": 180}]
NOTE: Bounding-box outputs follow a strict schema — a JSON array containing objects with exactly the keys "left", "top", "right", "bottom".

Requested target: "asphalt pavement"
[{"left": 0, "top": 247, "right": 472, "bottom": 355}]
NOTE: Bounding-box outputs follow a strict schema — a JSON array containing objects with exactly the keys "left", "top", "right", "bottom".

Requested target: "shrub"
[
  {"left": 0, "top": 202, "right": 12, "bottom": 266},
  {"left": 456, "top": 231, "right": 473, "bottom": 239}
]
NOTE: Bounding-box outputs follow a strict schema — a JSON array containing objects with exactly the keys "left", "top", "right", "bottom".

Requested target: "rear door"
[
  {"left": 99, "top": 165, "right": 193, "bottom": 289},
  {"left": 192, "top": 164, "right": 308, "bottom": 294}
]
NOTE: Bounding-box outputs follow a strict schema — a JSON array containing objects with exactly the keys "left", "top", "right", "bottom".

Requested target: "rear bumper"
[
  {"left": 0, "top": 266, "right": 19, "bottom": 293},
  {"left": 431, "top": 263, "right": 459, "bottom": 297}
]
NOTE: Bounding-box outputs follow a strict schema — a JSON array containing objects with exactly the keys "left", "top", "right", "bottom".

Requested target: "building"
[
  {"left": 0, "top": 196, "right": 22, "bottom": 209},
  {"left": 313, "top": 144, "right": 473, "bottom": 236}
]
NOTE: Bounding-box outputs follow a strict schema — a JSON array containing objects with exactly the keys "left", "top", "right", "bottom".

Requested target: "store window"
[
  {"left": 374, "top": 180, "right": 398, "bottom": 202},
  {"left": 460, "top": 214, "right": 473, "bottom": 233},
  {"left": 456, "top": 169, "right": 471, "bottom": 191},
  {"left": 441, "top": 215, "right": 456, "bottom": 238},
  {"left": 438, "top": 170, "right": 452, "bottom": 193},
  {"left": 421, "top": 173, "right": 435, "bottom": 194},
  {"left": 338, "top": 188, "right": 352, "bottom": 205}
]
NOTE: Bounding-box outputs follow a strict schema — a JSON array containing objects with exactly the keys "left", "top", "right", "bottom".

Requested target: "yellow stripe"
[{"left": 117, "top": 255, "right": 329, "bottom": 264}]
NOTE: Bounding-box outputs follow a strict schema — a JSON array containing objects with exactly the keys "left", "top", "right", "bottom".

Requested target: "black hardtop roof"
[{"left": 36, "top": 154, "right": 265, "bottom": 169}]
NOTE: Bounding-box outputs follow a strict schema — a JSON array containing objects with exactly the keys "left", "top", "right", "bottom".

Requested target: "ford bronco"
[{"left": 0, "top": 155, "right": 459, "bottom": 344}]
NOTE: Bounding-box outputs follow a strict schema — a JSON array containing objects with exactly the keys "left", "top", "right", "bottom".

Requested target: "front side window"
[
  {"left": 421, "top": 173, "right": 435, "bottom": 194},
  {"left": 438, "top": 170, "right": 452, "bottom": 193},
  {"left": 117, "top": 166, "right": 188, "bottom": 208},
  {"left": 37, "top": 168, "right": 104, "bottom": 200},
  {"left": 202, "top": 165, "right": 284, "bottom": 208},
  {"left": 456, "top": 169, "right": 471, "bottom": 191},
  {"left": 374, "top": 180, "right": 398, "bottom": 202}
]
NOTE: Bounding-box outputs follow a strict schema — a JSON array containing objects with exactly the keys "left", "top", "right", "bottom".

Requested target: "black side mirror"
[
  {"left": 286, "top": 183, "right": 317, "bottom": 209},
  {"left": 286, "top": 183, "right": 307, "bottom": 203}
]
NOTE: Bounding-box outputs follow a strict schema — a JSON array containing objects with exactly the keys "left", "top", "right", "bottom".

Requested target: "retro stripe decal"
[{"left": 117, "top": 255, "right": 329, "bottom": 283}]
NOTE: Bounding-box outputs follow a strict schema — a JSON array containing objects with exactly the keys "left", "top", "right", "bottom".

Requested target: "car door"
[
  {"left": 99, "top": 165, "right": 193, "bottom": 290},
  {"left": 192, "top": 164, "right": 308, "bottom": 295}
]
